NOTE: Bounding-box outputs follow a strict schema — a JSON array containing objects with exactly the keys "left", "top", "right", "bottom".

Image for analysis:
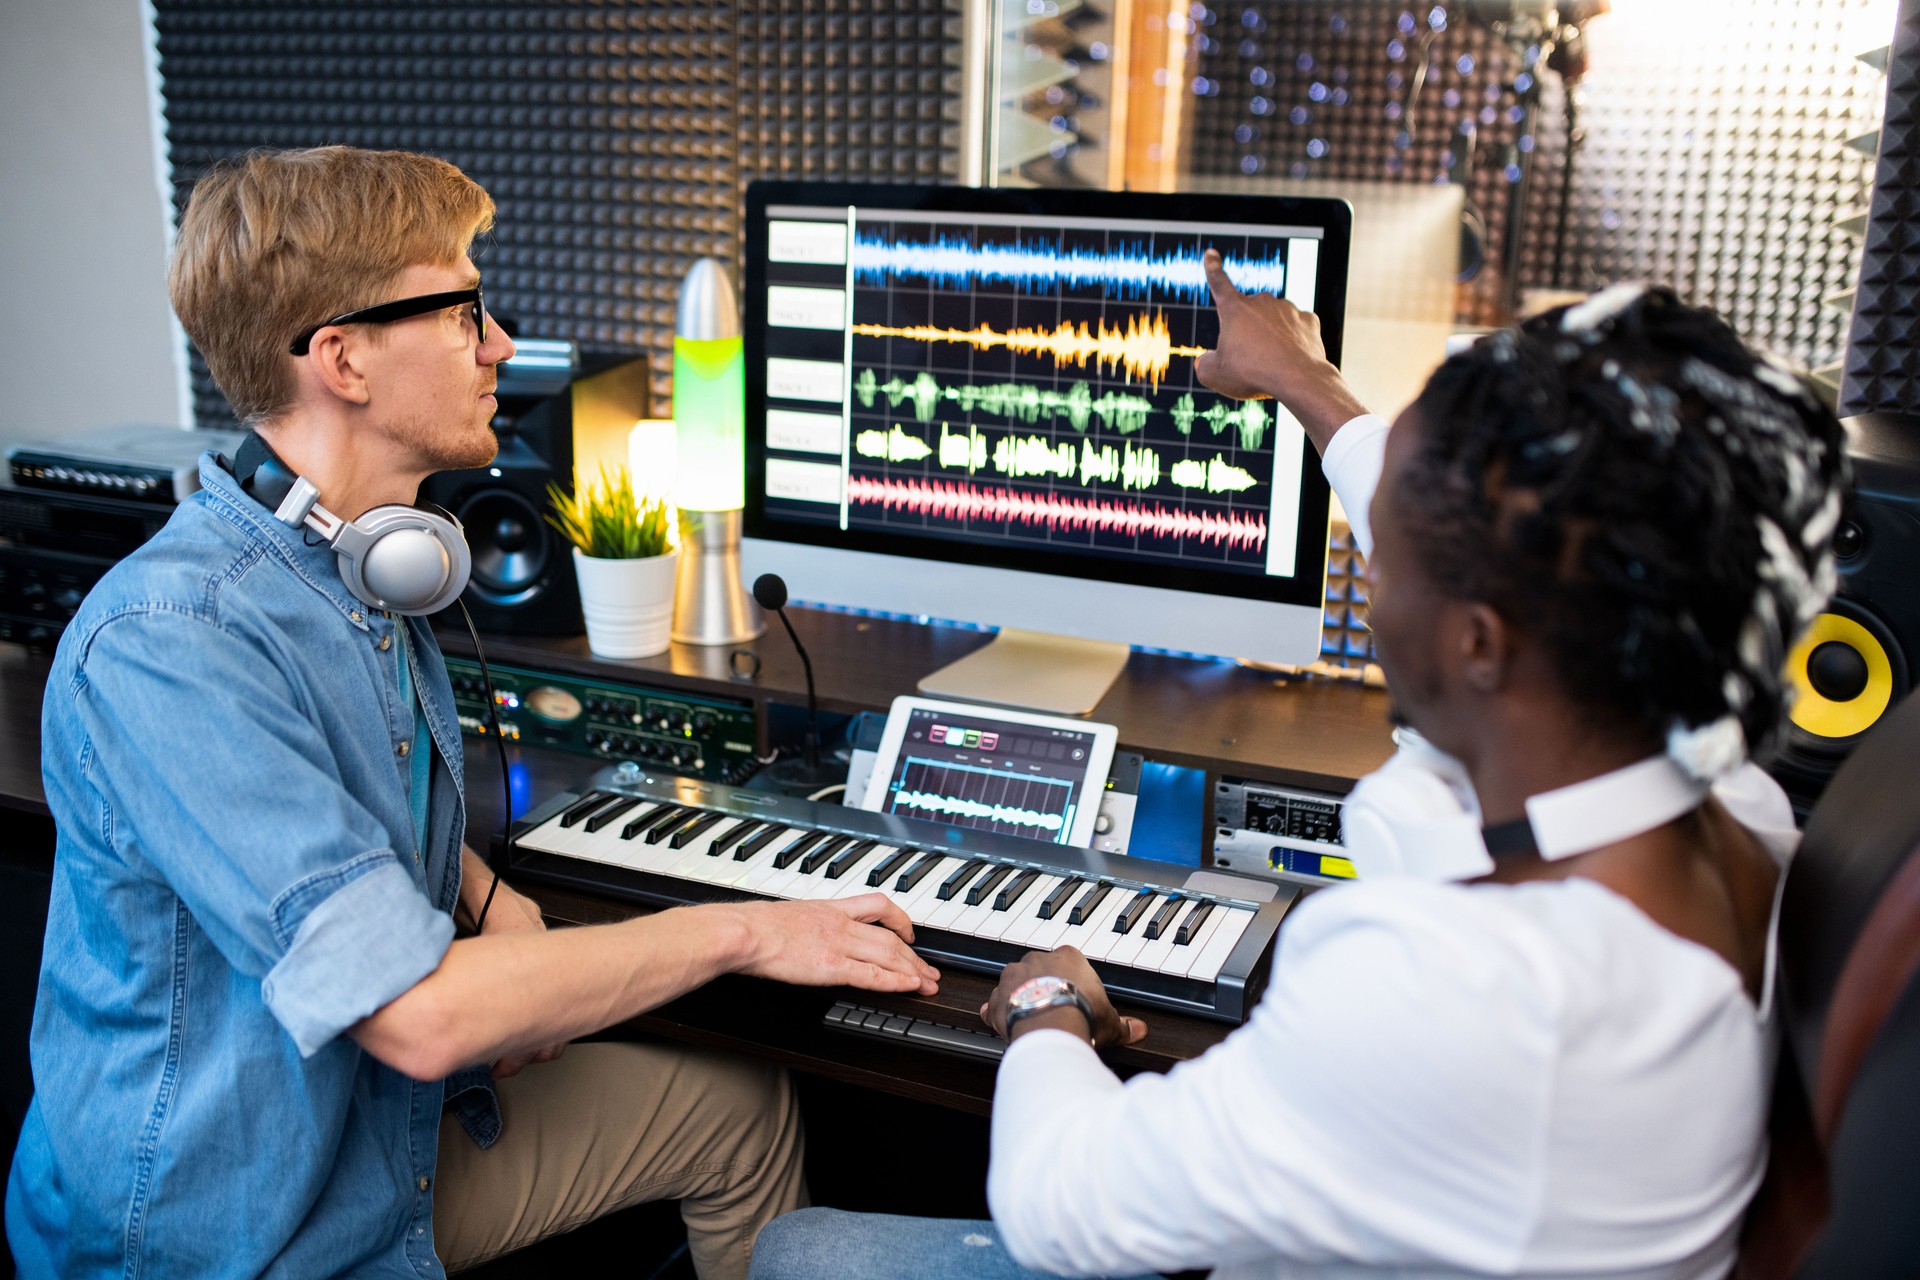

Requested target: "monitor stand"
[{"left": 917, "top": 629, "right": 1130, "bottom": 716}]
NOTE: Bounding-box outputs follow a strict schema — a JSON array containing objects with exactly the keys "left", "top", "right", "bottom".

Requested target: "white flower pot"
[{"left": 572, "top": 548, "right": 678, "bottom": 659}]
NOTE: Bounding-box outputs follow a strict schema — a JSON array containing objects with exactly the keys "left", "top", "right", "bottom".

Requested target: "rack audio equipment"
[
  {"left": 509, "top": 767, "right": 1294, "bottom": 1024},
  {"left": 7, "top": 426, "right": 244, "bottom": 505},
  {"left": 444, "top": 656, "right": 758, "bottom": 783},
  {"left": 1212, "top": 776, "right": 1356, "bottom": 888}
]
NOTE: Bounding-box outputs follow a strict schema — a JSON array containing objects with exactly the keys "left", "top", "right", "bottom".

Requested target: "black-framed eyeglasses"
[{"left": 288, "top": 286, "right": 485, "bottom": 356}]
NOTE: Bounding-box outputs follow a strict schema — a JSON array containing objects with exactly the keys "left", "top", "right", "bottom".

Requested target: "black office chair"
[{"left": 1737, "top": 689, "right": 1920, "bottom": 1278}]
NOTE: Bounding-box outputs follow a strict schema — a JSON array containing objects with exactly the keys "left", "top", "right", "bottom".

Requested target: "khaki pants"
[{"left": 433, "top": 1040, "right": 808, "bottom": 1280}]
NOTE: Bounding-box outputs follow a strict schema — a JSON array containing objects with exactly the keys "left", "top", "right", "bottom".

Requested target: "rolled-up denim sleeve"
[
  {"left": 66, "top": 608, "right": 450, "bottom": 1055},
  {"left": 264, "top": 856, "right": 455, "bottom": 1057}
]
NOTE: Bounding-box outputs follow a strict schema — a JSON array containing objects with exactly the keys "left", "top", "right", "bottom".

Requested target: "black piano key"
[
  {"left": 1144, "top": 895, "right": 1185, "bottom": 941},
  {"left": 647, "top": 810, "right": 705, "bottom": 845},
  {"left": 800, "top": 834, "right": 853, "bottom": 875},
  {"left": 965, "top": 864, "right": 1015, "bottom": 907},
  {"left": 707, "top": 818, "right": 761, "bottom": 858},
  {"left": 583, "top": 795, "right": 642, "bottom": 833},
  {"left": 1067, "top": 882, "right": 1113, "bottom": 926},
  {"left": 1113, "top": 890, "right": 1158, "bottom": 934},
  {"left": 737, "top": 824, "right": 790, "bottom": 860},
  {"left": 993, "top": 869, "right": 1041, "bottom": 912},
  {"left": 619, "top": 803, "right": 673, "bottom": 840},
  {"left": 1174, "top": 900, "right": 1215, "bottom": 946},
  {"left": 628, "top": 805, "right": 687, "bottom": 842},
  {"left": 1038, "top": 878, "right": 1084, "bottom": 920},
  {"left": 895, "top": 852, "right": 946, "bottom": 892},
  {"left": 824, "top": 839, "right": 880, "bottom": 880},
  {"left": 558, "top": 791, "right": 616, "bottom": 828},
  {"left": 670, "top": 810, "right": 726, "bottom": 849},
  {"left": 937, "top": 860, "right": 988, "bottom": 902},
  {"left": 866, "top": 848, "right": 914, "bottom": 887},
  {"left": 772, "top": 831, "right": 827, "bottom": 870}
]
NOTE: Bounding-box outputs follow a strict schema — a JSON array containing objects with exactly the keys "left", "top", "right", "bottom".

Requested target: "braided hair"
[{"left": 1396, "top": 285, "right": 1849, "bottom": 777}]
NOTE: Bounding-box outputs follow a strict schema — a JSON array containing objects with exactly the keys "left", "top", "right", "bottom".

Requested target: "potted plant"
[{"left": 547, "top": 466, "right": 677, "bottom": 658}]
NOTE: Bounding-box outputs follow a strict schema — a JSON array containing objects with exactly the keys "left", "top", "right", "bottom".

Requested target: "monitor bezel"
[{"left": 742, "top": 180, "right": 1351, "bottom": 617}]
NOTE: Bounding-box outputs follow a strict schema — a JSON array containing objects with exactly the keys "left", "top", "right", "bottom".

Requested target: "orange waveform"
[{"left": 852, "top": 312, "right": 1206, "bottom": 389}]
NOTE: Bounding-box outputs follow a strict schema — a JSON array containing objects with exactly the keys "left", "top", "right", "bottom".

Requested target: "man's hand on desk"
[
  {"left": 725, "top": 894, "right": 941, "bottom": 996},
  {"left": 983, "top": 947, "right": 1149, "bottom": 1049}
]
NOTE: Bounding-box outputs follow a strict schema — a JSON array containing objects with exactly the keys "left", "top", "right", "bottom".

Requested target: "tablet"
[{"left": 859, "top": 696, "right": 1119, "bottom": 848}]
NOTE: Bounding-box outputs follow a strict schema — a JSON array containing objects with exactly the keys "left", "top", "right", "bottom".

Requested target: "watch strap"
[{"left": 1004, "top": 986, "right": 1097, "bottom": 1043}]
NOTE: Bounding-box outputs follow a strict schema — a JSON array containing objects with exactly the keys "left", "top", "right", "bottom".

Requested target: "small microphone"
[{"left": 753, "top": 573, "right": 825, "bottom": 778}]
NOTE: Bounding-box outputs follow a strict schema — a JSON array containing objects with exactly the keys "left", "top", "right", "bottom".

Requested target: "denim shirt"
[{"left": 6, "top": 453, "right": 489, "bottom": 1278}]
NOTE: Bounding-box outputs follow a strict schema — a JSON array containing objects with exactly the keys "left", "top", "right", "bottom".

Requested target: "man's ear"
[
  {"left": 1457, "top": 601, "right": 1513, "bottom": 696},
  {"left": 298, "top": 331, "right": 373, "bottom": 407}
]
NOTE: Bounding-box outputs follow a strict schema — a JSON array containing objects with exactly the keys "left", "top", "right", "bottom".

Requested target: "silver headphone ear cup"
[{"left": 338, "top": 506, "right": 472, "bottom": 615}]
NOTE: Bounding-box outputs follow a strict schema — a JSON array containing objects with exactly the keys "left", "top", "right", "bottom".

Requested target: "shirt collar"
[{"left": 196, "top": 449, "right": 375, "bottom": 631}]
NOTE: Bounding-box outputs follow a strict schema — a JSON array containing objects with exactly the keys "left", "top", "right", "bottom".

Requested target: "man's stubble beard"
[{"left": 395, "top": 409, "right": 499, "bottom": 473}]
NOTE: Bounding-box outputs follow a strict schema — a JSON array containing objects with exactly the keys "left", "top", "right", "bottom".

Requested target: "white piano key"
[
  {"left": 1049, "top": 888, "right": 1130, "bottom": 957},
  {"left": 971, "top": 872, "right": 1048, "bottom": 941},
  {"left": 883, "top": 855, "right": 965, "bottom": 920},
  {"left": 1159, "top": 907, "right": 1229, "bottom": 978},
  {"left": 1100, "top": 896, "right": 1167, "bottom": 968},
  {"left": 921, "top": 865, "right": 994, "bottom": 930},
  {"left": 1186, "top": 908, "right": 1257, "bottom": 982},
  {"left": 940, "top": 897, "right": 1003, "bottom": 940},
  {"left": 731, "top": 828, "right": 810, "bottom": 893},
  {"left": 1082, "top": 892, "right": 1159, "bottom": 963},
  {"left": 825, "top": 846, "right": 896, "bottom": 898},
  {"left": 994, "top": 874, "right": 1072, "bottom": 949}
]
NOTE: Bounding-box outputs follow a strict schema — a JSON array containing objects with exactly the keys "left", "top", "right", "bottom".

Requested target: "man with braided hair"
[{"left": 752, "top": 275, "right": 1844, "bottom": 1280}]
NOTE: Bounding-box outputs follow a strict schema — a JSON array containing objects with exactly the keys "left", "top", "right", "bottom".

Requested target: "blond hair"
[{"left": 168, "top": 147, "right": 495, "bottom": 424}]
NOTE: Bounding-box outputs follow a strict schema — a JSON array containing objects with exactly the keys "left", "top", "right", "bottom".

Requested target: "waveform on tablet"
[
  {"left": 851, "top": 233, "right": 1288, "bottom": 302},
  {"left": 848, "top": 475, "right": 1268, "bottom": 550},
  {"left": 852, "top": 313, "right": 1205, "bottom": 388},
  {"left": 1169, "top": 456, "right": 1258, "bottom": 493},
  {"left": 890, "top": 789, "right": 1066, "bottom": 831},
  {"left": 853, "top": 369, "right": 1154, "bottom": 435}
]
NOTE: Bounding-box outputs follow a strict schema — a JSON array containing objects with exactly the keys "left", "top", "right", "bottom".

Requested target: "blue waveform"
[
  {"left": 892, "top": 789, "right": 1066, "bottom": 832},
  {"left": 851, "top": 234, "right": 1288, "bottom": 302}
]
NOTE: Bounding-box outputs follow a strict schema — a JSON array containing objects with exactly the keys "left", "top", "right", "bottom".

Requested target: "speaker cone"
[
  {"left": 1785, "top": 600, "right": 1909, "bottom": 751},
  {"left": 458, "top": 488, "right": 551, "bottom": 606}
]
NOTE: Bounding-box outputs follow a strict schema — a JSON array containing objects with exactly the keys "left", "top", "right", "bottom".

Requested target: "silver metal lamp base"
[{"left": 672, "top": 509, "right": 764, "bottom": 645}]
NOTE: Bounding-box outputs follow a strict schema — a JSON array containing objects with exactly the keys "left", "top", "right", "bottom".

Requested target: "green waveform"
[
  {"left": 855, "top": 368, "right": 1154, "bottom": 435},
  {"left": 854, "top": 423, "right": 934, "bottom": 463},
  {"left": 1169, "top": 394, "right": 1272, "bottom": 452},
  {"left": 1170, "top": 455, "right": 1258, "bottom": 493}
]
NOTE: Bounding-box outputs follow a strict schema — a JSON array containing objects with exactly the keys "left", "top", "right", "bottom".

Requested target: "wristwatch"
[{"left": 1003, "top": 975, "right": 1097, "bottom": 1044}]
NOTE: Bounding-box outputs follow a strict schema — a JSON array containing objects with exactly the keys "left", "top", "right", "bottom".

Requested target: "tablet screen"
[{"left": 860, "top": 697, "right": 1118, "bottom": 848}]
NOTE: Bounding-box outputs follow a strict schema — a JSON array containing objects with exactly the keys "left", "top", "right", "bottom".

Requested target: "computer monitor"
[{"left": 741, "top": 182, "right": 1351, "bottom": 713}]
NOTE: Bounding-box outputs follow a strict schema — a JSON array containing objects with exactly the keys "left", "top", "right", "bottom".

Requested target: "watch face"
[{"left": 1010, "top": 974, "right": 1074, "bottom": 1011}]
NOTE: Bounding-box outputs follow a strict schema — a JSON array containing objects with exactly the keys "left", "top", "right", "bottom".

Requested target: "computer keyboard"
[{"left": 823, "top": 1000, "right": 1006, "bottom": 1062}]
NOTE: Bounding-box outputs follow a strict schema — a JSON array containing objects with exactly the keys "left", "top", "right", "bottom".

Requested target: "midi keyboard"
[{"left": 508, "top": 768, "right": 1298, "bottom": 1023}]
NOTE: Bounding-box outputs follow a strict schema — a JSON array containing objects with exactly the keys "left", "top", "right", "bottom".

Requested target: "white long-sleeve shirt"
[{"left": 986, "top": 416, "right": 1797, "bottom": 1280}]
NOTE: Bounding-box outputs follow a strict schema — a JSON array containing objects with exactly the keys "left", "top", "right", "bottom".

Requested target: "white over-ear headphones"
[{"left": 232, "top": 433, "right": 471, "bottom": 616}]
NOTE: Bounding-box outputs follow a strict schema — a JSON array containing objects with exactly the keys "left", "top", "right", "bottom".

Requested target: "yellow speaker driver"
[{"left": 1786, "top": 612, "right": 1897, "bottom": 742}]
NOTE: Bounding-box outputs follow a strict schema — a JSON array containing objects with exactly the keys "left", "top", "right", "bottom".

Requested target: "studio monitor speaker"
[{"left": 1772, "top": 415, "right": 1920, "bottom": 806}]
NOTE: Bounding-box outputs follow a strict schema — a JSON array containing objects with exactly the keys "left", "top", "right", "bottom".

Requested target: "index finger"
[
  {"left": 1203, "top": 248, "right": 1241, "bottom": 306},
  {"left": 834, "top": 891, "right": 916, "bottom": 944}
]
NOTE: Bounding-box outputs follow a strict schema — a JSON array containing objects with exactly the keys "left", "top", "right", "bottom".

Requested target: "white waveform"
[{"left": 893, "top": 789, "right": 1066, "bottom": 831}]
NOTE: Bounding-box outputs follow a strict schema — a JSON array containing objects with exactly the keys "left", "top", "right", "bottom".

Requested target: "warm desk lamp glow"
[{"left": 671, "top": 258, "right": 763, "bottom": 644}]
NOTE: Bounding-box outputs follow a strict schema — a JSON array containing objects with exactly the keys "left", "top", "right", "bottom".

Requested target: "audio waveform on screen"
[
  {"left": 890, "top": 790, "right": 1067, "bottom": 831},
  {"left": 848, "top": 476, "right": 1269, "bottom": 550},
  {"left": 1170, "top": 394, "right": 1273, "bottom": 452},
  {"left": 854, "top": 369, "right": 1154, "bottom": 435},
  {"left": 929, "top": 423, "right": 1256, "bottom": 495},
  {"left": 853, "top": 424, "right": 935, "bottom": 463},
  {"left": 852, "top": 313, "right": 1205, "bottom": 388},
  {"left": 851, "top": 234, "right": 1287, "bottom": 302}
]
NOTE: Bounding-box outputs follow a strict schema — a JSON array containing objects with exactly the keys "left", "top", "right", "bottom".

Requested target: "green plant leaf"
[{"left": 544, "top": 464, "right": 673, "bottom": 559}]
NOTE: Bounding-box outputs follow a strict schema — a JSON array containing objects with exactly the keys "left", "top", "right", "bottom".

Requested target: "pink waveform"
[{"left": 849, "top": 476, "right": 1268, "bottom": 552}]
